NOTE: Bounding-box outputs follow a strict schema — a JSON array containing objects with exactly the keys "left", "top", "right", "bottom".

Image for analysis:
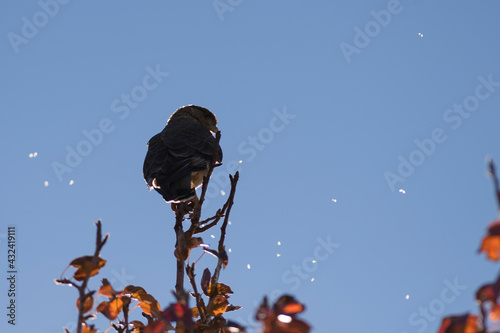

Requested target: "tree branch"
[
  {"left": 174, "top": 203, "right": 190, "bottom": 303},
  {"left": 186, "top": 263, "right": 207, "bottom": 322},
  {"left": 211, "top": 172, "right": 239, "bottom": 286},
  {"left": 173, "top": 132, "right": 221, "bottom": 305},
  {"left": 487, "top": 158, "right": 500, "bottom": 210},
  {"left": 76, "top": 220, "right": 108, "bottom": 333}
]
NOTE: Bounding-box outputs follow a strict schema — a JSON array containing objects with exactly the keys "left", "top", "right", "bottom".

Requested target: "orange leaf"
[
  {"left": 191, "top": 306, "right": 200, "bottom": 319},
  {"left": 124, "top": 285, "right": 147, "bottom": 297},
  {"left": 81, "top": 323, "right": 97, "bottom": 333},
  {"left": 130, "top": 320, "right": 146, "bottom": 333},
  {"left": 70, "top": 256, "right": 106, "bottom": 281},
  {"left": 491, "top": 304, "right": 500, "bottom": 321},
  {"left": 274, "top": 295, "right": 305, "bottom": 315},
  {"left": 98, "top": 278, "right": 117, "bottom": 298},
  {"left": 138, "top": 293, "right": 162, "bottom": 319},
  {"left": 123, "top": 285, "right": 161, "bottom": 318},
  {"left": 479, "top": 218, "right": 500, "bottom": 261},
  {"left": 207, "top": 282, "right": 233, "bottom": 297},
  {"left": 256, "top": 295, "right": 311, "bottom": 333},
  {"left": 437, "top": 313, "right": 478, "bottom": 333},
  {"left": 207, "top": 295, "right": 229, "bottom": 316},
  {"left": 96, "top": 298, "right": 123, "bottom": 320},
  {"left": 479, "top": 235, "right": 500, "bottom": 261},
  {"left": 76, "top": 294, "right": 94, "bottom": 314}
]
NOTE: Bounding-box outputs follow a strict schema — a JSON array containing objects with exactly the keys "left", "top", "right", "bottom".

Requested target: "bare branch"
[
  {"left": 487, "top": 158, "right": 500, "bottom": 210},
  {"left": 174, "top": 203, "right": 190, "bottom": 303},
  {"left": 186, "top": 263, "right": 207, "bottom": 322},
  {"left": 194, "top": 210, "right": 225, "bottom": 234},
  {"left": 76, "top": 220, "right": 107, "bottom": 333},
  {"left": 212, "top": 172, "right": 239, "bottom": 285}
]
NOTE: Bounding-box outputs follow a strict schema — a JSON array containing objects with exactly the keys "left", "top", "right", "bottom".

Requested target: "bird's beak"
[{"left": 210, "top": 125, "right": 219, "bottom": 133}]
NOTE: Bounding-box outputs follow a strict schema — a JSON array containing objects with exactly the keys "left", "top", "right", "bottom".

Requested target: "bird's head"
[{"left": 169, "top": 105, "right": 219, "bottom": 133}]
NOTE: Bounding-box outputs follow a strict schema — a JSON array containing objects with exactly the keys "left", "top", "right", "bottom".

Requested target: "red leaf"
[
  {"left": 274, "top": 295, "right": 305, "bottom": 315},
  {"left": 162, "top": 302, "right": 193, "bottom": 329},
  {"left": 201, "top": 268, "right": 211, "bottom": 296},
  {"left": 437, "top": 313, "right": 478, "bottom": 333},
  {"left": 476, "top": 283, "right": 497, "bottom": 303},
  {"left": 143, "top": 320, "right": 173, "bottom": 333}
]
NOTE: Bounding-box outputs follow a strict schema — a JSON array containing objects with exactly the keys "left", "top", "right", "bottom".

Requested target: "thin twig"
[
  {"left": 76, "top": 220, "right": 108, "bottom": 333},
  {"left": 194, "top": 219, "right": 221, "bottom": 235},
  {"left": 479, "top": 302, "right": 487, "bottom": 333},
  {"left": 174, "top": 203, "right": 189, "bottom": 302},
  {"left": 194, "top": 209, "right": 227, "bottom": 235},
  {"left": 211, "top": 172, "right": 239, "bottom": 285},
  {"left": 200, "top": 209, "right": 223, "bottom": 224},
  {"left": 186, "top": 263, "right": 207, "bottom": 322},
  {"left": 487, "top": 158, "right": 500, "bottom": 210},
  {"left": 122, "top": 297, "right": 131, "bottom": 333}
]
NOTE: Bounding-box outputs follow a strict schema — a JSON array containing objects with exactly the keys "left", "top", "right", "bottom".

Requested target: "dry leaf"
[
  {"left": 76, "top": 293, "right": 94, "bottom": 314},
  {"left": 96, "top": 298, "right": 124, "bottom": 320},
  {"left": 70, "top": 256, "right": 106, "bottom": 281}
]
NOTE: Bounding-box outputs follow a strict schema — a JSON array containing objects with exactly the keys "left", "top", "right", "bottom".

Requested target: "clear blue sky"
[{"left": 2, "top": 1, "right": 500, "bottom": 332}]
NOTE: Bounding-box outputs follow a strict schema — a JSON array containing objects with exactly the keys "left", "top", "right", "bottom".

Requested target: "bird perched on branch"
[{"left": 143, "top": 105, "right": 222, "bottom": 203}]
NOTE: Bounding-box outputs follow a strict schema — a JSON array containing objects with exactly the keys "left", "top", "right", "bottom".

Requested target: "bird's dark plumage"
[{"left": 143, "top": 105, "right": 222, "bottom": 203}]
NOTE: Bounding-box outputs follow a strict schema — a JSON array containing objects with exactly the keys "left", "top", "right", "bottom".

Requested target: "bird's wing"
[
  {"left": 161, "top": 118, "right": 222, "bottom": 180},
  {"left": 143, "top": 133, "right": 169, "bottom": 189}
]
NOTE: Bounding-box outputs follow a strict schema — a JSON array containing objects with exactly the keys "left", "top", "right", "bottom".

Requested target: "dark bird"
[{"left": 143, "top": 105, "right": 222, "bottom": 203}]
